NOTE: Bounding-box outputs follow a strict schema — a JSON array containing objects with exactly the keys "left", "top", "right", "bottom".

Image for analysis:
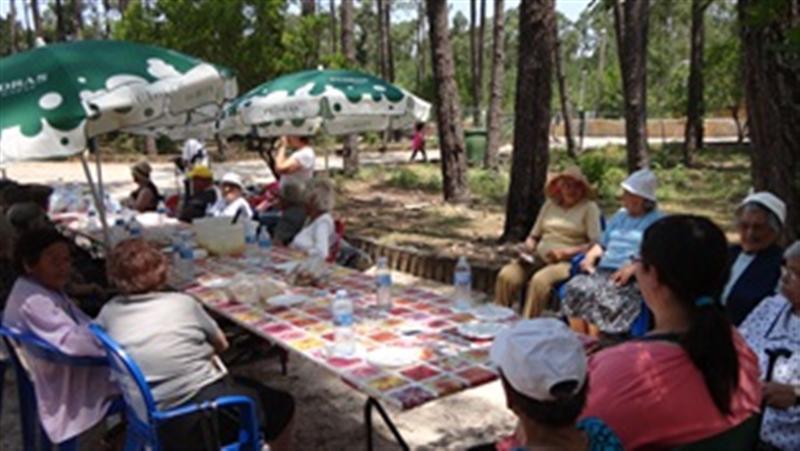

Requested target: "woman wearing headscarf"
[
  {"left": 495, "top": 166, "right": 602, "bottom": 318},
  {"left": 723, "top": 191, "right": 786, "bottom": 325}
]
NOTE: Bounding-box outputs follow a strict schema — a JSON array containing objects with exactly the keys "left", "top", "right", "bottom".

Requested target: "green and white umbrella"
[
  {"left": 218, "top": 69, "right": 430, "bottom": 137},
  {"left": 0, "top": 39, "right": 237, "bottom": 163}
]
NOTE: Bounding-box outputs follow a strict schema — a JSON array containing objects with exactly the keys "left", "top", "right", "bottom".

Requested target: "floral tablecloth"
[{"left": 185, "top": 247, "right": 511, "bottom": 411}]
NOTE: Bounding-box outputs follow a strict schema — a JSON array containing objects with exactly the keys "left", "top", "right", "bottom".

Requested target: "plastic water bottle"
[
  {"left": 375, "top": 257, "right": 392, "bottom": 312},
  {"left": 244, "top": 221, "right": 258, "bottom": 257},
  {"left": 453, "top": 256, "right": 472, "bottom": 310},
  {"left": 110, "top": 218, "right": 127, "bottom": 246},
  {"left": 257, "top": 226, "right": 272, "bottom": 263},
  {"left": 87, "top": 208, "right": 101, "bottom": 230},
  {"left": 331, "top": 289, "right": 355, "bottom": 357},
  {"left": 127, "top": 217, "right": 142, "bottom": 238},
  {"left": 156, "top": 201, "right": 167, "bottom": 226},
  {"left": 177, "top": 242, "right": 195, "bottom": 284}
]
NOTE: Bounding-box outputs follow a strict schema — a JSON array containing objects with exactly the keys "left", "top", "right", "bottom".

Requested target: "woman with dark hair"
[
  {"left": 2, "top": 228, "right": 118, "bottom": 444},
  {"left": 124, "top": 161, "right": 160, "bottom": 212},
  {"left": 96, "top": 239, "right": 295, "bottom": 450},
  {"left": 581, "top": 215, "right": 761, "bottom": 449}
]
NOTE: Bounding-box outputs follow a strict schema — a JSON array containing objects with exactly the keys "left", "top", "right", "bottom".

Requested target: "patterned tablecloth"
[{"left": 184, "top": 246, "right": 514, "bottom": 411}]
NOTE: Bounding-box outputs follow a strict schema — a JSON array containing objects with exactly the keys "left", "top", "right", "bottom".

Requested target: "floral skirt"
[{"left": 561, "top": 268, "right": 643, "bottom": 334}]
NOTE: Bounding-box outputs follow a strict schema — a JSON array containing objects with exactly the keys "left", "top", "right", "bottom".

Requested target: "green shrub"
[
  {"left": 468, "top": 169, "right": 509, "bottom": 204},
  {"left": 386, "top": 167, "right": 442, "bottom": 192}
]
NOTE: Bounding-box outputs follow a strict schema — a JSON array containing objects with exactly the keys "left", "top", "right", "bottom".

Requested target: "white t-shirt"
[
  {"left": 280, "top": 146, "right": 315, "bottom": 188},
  {"left": 209, "top": 196, "right": 253, "bottom": 219},
  {"left": 203, "top": 186, "right": 226, "bottom": 217},
  {"left": 182, "top": 139, "right": 209, "bottom": 169},
  {"left": 290, "top": 212, "right": 335, "bottom": 259}
]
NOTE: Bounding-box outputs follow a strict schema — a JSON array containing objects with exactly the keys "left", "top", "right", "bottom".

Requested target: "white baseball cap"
[
  {"left": 490, "top": 318, "right": 587, "bottom": 402},
  {"left": 620, "top": 168, "right": 658, "bottom": 202},
  {"left": 739, "top": 191, "right": 786, "bottom": 226},
  {"left": 220, "top": 172, "right": 245, "bottom": 190}
]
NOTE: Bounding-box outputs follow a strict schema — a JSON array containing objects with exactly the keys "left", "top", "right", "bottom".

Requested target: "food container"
[{"left": 192, "top": 217, "right": 245, "bottom": 256}]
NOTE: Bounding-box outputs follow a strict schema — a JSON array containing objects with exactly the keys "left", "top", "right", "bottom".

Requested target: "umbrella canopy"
[
  {"left": 218, "top": 69, "right": 430, "bottom": 137},
  {"left": 0, "top": 40, "right": 237, "bottom": 163}
]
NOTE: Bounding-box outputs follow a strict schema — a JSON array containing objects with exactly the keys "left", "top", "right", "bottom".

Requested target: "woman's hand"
[
  {"left": 763, "top": 382, "right": 797, "bottom": 410},
  {"left": 579, "top": 257, "right": 596, "bottom": 274},
  {"left": 523, "top": 236, "right": 537, "bottom": 253},
  {"left": 610, "top": 264, "right": 637, "bottom": 286}
]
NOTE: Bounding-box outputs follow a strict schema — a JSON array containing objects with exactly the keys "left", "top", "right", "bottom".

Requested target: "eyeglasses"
[{"left": 782, "top": 264, "right": 800, "bottom": 282}]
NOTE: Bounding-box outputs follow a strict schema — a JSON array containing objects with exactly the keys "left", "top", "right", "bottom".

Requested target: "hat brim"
[
  {"left": 620, "top": 182, "right": 657, "bottom": 202},
  {"left": 546, "top": 173, "right": 593, "bottom": 200}
]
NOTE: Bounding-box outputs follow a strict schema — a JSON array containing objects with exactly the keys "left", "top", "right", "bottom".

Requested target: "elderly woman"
[
  {"left": 1, "top": 228, "right": 118, "bottom": 444},
  {"left": 125, "top": 161, "right": 160, "bottom": 212},
  {"left": 723, "top": 191, "right": 786, "bottom": 325},
  {"left": 209, "top": 172, "right": 253, "bottom": 219},
  {"left": 581, "top": 216, "right": 761, "bottom": 449},
  {"left": 290, "top": 178, "right": 337, "bottom": 260},
  {"left": 96, "top": 239, "right": 295, "bottom": 450},
  {"left": 272, "top": 179, "right": 307, "bottom": 246},
  {"left": 562, "top": 168, "right": 663, "bottom": 335},
  {"left": 739, "top": 241, "right": 800, "bottom": 450},
  {"left": 495, "top": 166, "right": 602, "bottom": 318}
]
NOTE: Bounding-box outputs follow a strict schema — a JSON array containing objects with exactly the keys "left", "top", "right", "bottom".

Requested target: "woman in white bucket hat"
[{"left": 562, "top": 168, "right": 664, "bottom": 336}]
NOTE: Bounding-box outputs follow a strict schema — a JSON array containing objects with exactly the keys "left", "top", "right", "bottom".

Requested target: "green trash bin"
[{"left": 464, "top": 128, "right": 487, "bottom": 164}]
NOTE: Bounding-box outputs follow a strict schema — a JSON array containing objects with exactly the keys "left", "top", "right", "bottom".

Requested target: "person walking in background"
[{"left": 410, "top": 122, "right": 428, "bottom": 162}]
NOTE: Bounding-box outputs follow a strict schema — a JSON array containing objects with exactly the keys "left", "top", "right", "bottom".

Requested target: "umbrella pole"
[{"left": 80, "top": 148, "right": 110, "bottom": 249}]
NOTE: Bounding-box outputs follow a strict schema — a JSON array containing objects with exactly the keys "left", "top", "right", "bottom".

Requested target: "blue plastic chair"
[
  {"left": 88, "top": 324, "right": 261, "bottom": 451},
  {"left": 0, "top": 325, "right": 113, "bottom": 451}
]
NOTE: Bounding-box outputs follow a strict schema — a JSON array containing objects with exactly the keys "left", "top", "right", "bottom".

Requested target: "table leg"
[{"left": 364, "top": 397, "right": 409, "bottom": 451}]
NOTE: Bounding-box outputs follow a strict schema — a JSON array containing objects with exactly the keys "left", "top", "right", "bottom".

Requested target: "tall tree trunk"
[
  {"left": 145, "top": 136, "right": 158, "bottom": 158},
  {"left": 73, "top": 0, "right": 84, "bottom": 40},
  {"left": 502, "top": 0, "right": 554, "bottom": 242},
  {"left": 683, "top": 0, "right": 709, "bottom": 167},
  {"left": 118, "top": 0, "right": 130, "bottom": 17},
  {"left": 55, "top": 0, "right": 67, "bottom": 42},
  {"left": 477, "top": 0, "right": 486, "bottom": 126},
  {"left": 341, "top": 0, "right": 359, "bottom": 175},
  {"left": 31, "top": 0, "right": 43, "bottom": 41},
  {"left": 102, "top": 0, "right": 112, "bottom": 37},
  {"left": 613, "top": 0, "right": 650, "bottom": 173},
  {"left": 329, "top": 0, "right": 337, "bottom": 54},
  {"left": 377, "top": 0, "right": 388, "bottom": 79},
  {"left": 385, "top": 0, "right": 394, "bottom": 82},
  {"left": 738, "top": 0, "right": 800, "bottom": 243},
  {"left": 731, "top": 105, "right": 744, "bottom": 144},
  {"left": 470, "top": 0, "right": 480, "bottom": 125},
  {"left": 23, "top": 0, "right": 34, "bottom": 47},
  {"left": 554, "top": 15, "right": 576, "bottom": 159},
  {"left": 427, "top": 0, "right": 470, "bottom": 203},
  {"left": 416, "top": 1, "right": 427, "bottom": 91},
  {"left": 10, "top": 0, "right": 18, "bottom": 53},
  {"left": 484, "top": 0, "right": 506, "bottom": 169},
  {"left": 301, "top": 0, "right": 316, "bottom": 16}
]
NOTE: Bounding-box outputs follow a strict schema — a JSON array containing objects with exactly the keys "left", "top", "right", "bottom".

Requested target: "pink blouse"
[{"left": 582, "top": 331, "right": 761, "bottom": 450}]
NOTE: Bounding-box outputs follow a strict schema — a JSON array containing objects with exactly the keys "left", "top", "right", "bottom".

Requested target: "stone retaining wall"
[{"left": 347, "top": 236, "right": 502, "bottom": 295}]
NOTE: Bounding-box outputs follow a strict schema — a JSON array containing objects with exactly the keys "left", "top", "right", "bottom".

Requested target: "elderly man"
[
  {"left": 723, "top": 191, "right": 786, "bottom": 325},
  {"left": 178, "top": 165, "right": 224, "bottom": 223}
]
